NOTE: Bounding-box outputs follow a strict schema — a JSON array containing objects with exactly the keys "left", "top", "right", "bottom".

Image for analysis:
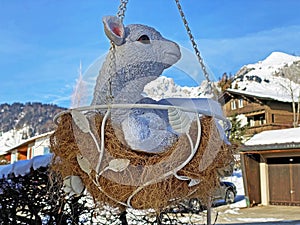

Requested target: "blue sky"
[{"left": 1, "top": 0, "right": 300, "bottom": 107}]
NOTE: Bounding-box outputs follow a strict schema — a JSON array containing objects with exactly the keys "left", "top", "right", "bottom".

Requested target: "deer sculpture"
[{"left": 92, "top": 16, "right": 181, "bottom": 153}]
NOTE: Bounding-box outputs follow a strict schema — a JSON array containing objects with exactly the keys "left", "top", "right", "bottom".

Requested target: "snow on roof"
[
  {"left": 0, "top": 131, "right": 54, "bottom": 155},
  {"left": 245, "top": 127, "right": 300, "bottom": 146},
  {"left": 226, "top": 88, "right": 293, "bottom": 103},
  {"left": 0, "top": 153, "right": 53, "bottom": 179}
]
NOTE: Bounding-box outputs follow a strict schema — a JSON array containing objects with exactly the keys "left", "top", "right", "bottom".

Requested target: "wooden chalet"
[
  {"left": 219, "top": 89, "right": 296, "bottom": 135},
  {"left": 0, "top": 132, "right": 53, "bottom": 163},
  {"left": 240, "top": 127, "right": 300, "bottom": 206}
]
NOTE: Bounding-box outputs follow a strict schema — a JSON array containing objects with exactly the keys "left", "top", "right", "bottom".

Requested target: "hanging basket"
[{"left": 50, "top": 103, "right": 233, "bottom": 211}]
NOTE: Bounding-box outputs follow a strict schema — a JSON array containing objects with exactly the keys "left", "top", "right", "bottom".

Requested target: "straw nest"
[{"left": 50, "top": 111, "right": 233, "bottom": 212}]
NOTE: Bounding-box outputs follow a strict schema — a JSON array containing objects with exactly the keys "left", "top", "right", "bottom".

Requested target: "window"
[
  {"left": 238, "top": 99, "right": 244, "bottom": 108},
  {"left": 272, "top": 114, "right": 275, "bottom": 123},
  {"left": 259, "top": 116, "right": 265, "bottom": 125},
  {"left": 248, "top": 117, "right": 255, "bottom": 127},
  {"left": 231, "top": 100, "right": 237, "bottom": 110}
]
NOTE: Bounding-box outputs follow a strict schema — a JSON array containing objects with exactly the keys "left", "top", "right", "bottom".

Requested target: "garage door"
[{"left": 268, "top": 157, "right": 300, "bottom": 206}]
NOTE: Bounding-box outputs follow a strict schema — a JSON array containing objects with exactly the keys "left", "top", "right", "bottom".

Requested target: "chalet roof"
[
  {"left": 220, "top": 89, "right": 293, "bottom": 104},
  {"left": 0, "top": 131, "right": 54, "bottom": 156},
  {"left": 241, "top": 127, "right": 300, "bottom": 152}
]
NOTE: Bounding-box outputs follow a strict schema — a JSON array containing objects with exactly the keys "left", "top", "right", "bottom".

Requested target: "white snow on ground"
[
  {"left": 223, "top": 170, "right": 244, "bottom": 196},
  {"left": 221, "top": 169, "right": 247, "bottom": 208},
  {"left": 237, "top": 217, "right": 282, "bottom": 222}
]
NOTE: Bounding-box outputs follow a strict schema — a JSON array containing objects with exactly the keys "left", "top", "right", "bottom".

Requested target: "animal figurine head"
[{"left": 92, "top": 16, "right": 181, "bottom": 105}]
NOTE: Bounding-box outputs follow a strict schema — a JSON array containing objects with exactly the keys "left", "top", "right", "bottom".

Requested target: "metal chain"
[
  {"left": 174, "top": 0, "right": 212, "bottom": 89},
  {"left": 117, "top": 0, "right": 128, "bottom": 22},
  {"left": 106, "top": 43, "right": 116, "bottom": 104},
  {"left": 106, "top": 0, "right": 128, "bottom": 103}
]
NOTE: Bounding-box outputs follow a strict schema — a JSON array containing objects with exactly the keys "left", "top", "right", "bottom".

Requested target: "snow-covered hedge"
[
  {"left": 0, "top": 154, "right": 209, "bottom": 224},
  {"left": 0, "top": 155, "right": 94, "bottom": 225}
]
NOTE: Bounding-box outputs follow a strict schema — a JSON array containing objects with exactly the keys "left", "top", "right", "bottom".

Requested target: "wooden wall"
[
  {"left": 223, "top": 95, "right": 295, "bottom": 135},
  {"left": 268, "top": 157, "right": 300, "bottom": 206},
  {"left": 241, "top": 153, "right": 261, "bottom": 206}
]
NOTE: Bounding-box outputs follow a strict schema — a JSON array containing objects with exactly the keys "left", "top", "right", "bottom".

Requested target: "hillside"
[
  {"left": 0, "top": 102, "right": 65, "bottom": 134},
  {"left": 0, "top": 102, "right": 65, "bottom": 149}
]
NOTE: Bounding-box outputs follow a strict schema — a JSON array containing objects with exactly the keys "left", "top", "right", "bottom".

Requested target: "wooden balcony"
[{"left": 246, "top": 123, "right": 294, "bottom": 135}]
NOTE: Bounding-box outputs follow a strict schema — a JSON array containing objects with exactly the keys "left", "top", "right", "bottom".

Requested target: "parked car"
[{"left": 166, "top": 181, "right": 237, "bottom": 213}]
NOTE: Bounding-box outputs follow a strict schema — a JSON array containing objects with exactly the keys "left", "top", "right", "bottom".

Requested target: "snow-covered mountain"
[
  {"left": 143, "top": 76, "right": 214, "bottom": 100},
  {"left": 144, "top": 52, "right": 300, "bottom": 102},
  {"left": 231, "top": 52, "right": 300, "bottom": 102}
]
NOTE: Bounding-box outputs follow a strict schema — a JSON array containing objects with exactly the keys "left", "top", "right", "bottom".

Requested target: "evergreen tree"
[{"left": 229, "top": 114, "right": 247, "bottom": 150}]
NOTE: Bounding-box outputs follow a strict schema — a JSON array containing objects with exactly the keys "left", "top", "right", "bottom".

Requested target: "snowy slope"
[
  {"left": 144, "top": 52, "right": 300, "bottom": 103},
  {"left": 0, "top": 127, "right": 30, "bottom": 154},
  {"left": 231, "top": 52, "right": 300, "bottom": 102},
  {"left": 143, "top": 76, "right": 213, "bottom": 100}
]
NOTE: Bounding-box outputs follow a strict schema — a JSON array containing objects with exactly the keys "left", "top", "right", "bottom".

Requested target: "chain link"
[
  {"left": 106, "top": 43, "right": 117, "bottom": 104},
  {"left": 174, "top": 0, "right": 213, "bottom": 92},
  {"left": 117, "top": 0, "right": 128, "bottom": 22},
  {"left": 106, "top": 0, "right": 128, "bottom": 103}
]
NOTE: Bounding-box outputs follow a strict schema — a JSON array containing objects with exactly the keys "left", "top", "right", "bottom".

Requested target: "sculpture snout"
[{"left": 162, "top": 41, "right": 181, "bottom": 67}]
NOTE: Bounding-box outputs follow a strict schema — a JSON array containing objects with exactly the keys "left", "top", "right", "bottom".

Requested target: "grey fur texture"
[{"left": 92, "top": 16, "right": 181, "bottom": 153}]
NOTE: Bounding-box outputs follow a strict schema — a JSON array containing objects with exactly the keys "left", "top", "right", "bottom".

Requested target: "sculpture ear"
[{"left": 102, "top": 16, "right": 125, "bottom": 46}]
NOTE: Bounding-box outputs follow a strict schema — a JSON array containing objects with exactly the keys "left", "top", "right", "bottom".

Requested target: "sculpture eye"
[{"left": 137, "top": 35, "right": 150, "bottom": 44}]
